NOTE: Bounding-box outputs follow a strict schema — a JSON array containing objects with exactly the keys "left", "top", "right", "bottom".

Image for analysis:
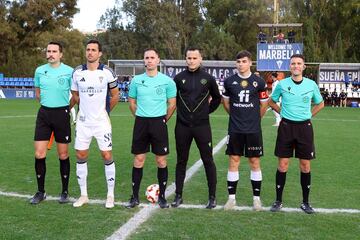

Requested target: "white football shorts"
[{"left": 75, "top": 122, "right": 112, "bottom": 151}]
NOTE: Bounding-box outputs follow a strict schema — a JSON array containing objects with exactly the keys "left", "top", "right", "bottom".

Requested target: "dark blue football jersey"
[{"left": 223, "top": 73, "right": 268, "bottom": 133}]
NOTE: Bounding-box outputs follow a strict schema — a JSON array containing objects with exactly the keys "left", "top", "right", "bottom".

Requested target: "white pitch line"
[
  {"left": 106, "top": 136, "right": 228, "bottom": 240},
  {"left": 1, "top": 190, "right": 359, "bottom": 214}
]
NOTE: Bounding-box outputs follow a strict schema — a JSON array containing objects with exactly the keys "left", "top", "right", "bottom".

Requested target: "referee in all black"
[{"left": 171, "top": 47, "right": 221, "bottom": 209}]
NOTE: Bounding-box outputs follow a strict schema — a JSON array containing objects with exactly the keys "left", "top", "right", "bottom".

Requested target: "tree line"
[{"left": 0, "top": 0, "right": 359, "bottom": 77}]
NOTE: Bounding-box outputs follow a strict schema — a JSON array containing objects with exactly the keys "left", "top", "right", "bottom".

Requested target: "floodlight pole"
[{"left": 273, "top": 0, "right": 279, "bottom": 24}]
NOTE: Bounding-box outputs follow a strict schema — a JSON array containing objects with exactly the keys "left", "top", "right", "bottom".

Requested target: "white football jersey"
[{"left": 71, "top": 64, "right": 117, "bottom": 125}]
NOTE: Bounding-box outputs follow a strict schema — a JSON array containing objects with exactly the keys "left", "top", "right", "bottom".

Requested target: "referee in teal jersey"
[
  {"left": 126, "top": 48, "right": 177, "bottom": 209},
  {"left": 269, "top": 54, "right": 324, "bottom": 214},
  {"left": 30, "top": 42, "right": 75, "bottom": 204}
]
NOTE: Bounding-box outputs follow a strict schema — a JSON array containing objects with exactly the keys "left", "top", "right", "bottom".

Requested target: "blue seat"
[{"left": 0, "top": 81, "right": 5, "bottom": 86}]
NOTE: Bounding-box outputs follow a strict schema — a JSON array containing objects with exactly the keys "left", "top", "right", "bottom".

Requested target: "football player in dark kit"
[
  {"left": 222, "top": 50, "right": 268, "bottom": 211},
  {"left": 171, "top": 47, "right": 221, "bottom": 209}
]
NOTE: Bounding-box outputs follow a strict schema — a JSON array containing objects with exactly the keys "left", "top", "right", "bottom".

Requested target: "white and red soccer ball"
[{"left": 145, "top": 184, "right": 159, "bottom": 203}]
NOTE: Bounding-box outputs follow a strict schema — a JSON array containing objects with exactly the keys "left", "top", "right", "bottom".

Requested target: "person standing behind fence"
[
  {"left": 30, "top": 41, "right": 74, "bottom": 204},
  {"left": 268, "top": 54, "right": 324, "bottom": 214}
]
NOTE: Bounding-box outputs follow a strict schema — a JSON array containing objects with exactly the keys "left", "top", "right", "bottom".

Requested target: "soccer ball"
[{"left": 145, "top": 184, "right": 159, "bottom": 203}]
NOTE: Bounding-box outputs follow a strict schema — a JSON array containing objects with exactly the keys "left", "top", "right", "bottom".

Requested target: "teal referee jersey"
[
  {"left": 271, "top": 77, "right": 323, "bottom": 121},
  {"left": 129, "top": 72, "right": 177, "bottom": 117},
  {"left": 34, "top": 63, "right": 73, "bottom": 107}
]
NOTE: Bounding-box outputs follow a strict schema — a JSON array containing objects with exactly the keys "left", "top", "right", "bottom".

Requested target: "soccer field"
[{"left": 0, "top": 99, "right": 359, "bottom": 239}]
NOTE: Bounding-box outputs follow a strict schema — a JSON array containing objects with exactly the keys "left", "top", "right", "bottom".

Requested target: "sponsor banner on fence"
[
  {"left": 318, "top": 69, "right": 359, "bottom": 83},
  {"left": 0, "top": 88, "right": 35, "bottom": 99},
  {"left": 165, "top": 66, "right": 237, "bottom": 80},
  {"left": 256, "top": 43, "right": 303, "bottom": 71}
]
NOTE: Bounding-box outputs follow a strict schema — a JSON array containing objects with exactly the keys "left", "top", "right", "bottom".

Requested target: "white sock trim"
[
  {"left": 229, "top": 194, "right": 236, "bottom": 200},
  {"left": 227, "top": 171, "right": 239, "bottom": 181},
  {"left": 250, "top": 170, "right": 262, "bottom": 181}
]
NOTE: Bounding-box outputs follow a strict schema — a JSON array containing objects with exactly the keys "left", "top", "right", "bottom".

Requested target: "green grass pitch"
[{"left": 0, "top": 99, "right": 359, "bottom": 239}]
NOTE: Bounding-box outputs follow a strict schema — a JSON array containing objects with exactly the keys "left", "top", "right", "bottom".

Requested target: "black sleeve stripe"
[{"left": 108, "top": 81, "right": 118, "bottom": 89}]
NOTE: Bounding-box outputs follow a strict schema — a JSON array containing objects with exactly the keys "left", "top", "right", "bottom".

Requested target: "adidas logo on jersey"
[
  {"left": 80, "top": 78, "right": 85, "bottom": 82},
  {"left": 232, "top": 81, "right": 238, "bottom": 85}
]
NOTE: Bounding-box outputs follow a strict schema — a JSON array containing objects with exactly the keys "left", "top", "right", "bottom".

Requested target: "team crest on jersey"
[
  {"left": 303, "top": 96, "right": 310, "bottom": 103},
  {"left": 58, "top": 78, "right": 65, "bottom": 85},
  {"left": 182, "top": 79, "right": 186, "bottom": 84},
  {"left": 99, "top": 76, "right": 104, "bottom": 83},
  {"left": 241, "top": 80, "right": 248, "bottom": 88},
  {"left": 200, "top": 79, "right": 207, "bottom": 85},
  {"left": 156, "top": 87, "right": 164, "bottom": 95},
  {"left": 253, "top": 81, "right": 258, "bottom": 88}
]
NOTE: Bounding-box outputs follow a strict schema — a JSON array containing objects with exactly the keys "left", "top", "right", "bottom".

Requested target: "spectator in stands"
[
  {"left": 344, "top": 73, "right": 351, "bottom": 90},
  {"left": 331, "top": 90, "right": 338, "bottom": 107},
  {"left": 275, "top": 29, "right": 285, "bottom": 43},
  {"left": 30, "top": 41, "right": 74, "bottom": 205},
  {"left": 287, "top": 29, "right": 296, "bottom": 43},
  {"left": 322, "top": 89, "right": 330, "bottom": 106},
  {"left": 269, "top": 53, "right": 324, "bottom": 214},
  {"left": 352, "top": 77, "right": 359, "bottom": 91},
  {"left": 339, "top": 89, "right": 347, "bottom": 107},
  {"left": 258, "top": 30, "right": 267, "bottom": 43}
]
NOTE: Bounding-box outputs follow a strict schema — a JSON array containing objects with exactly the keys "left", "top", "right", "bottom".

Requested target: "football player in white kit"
[
  {"left": 71, "top": 40, "right": 119, "bottom": 208},
  {"left": 271, "top": 72, "right": 281, "bottom": 126}
]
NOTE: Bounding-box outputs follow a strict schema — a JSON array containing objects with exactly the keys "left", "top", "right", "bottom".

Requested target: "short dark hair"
[
  {"left": 185, "top": 47, "right": 203, "bottom": 56},
  {"left": 236, "top": 50, "right": 252, "bottom": 60},
  {"left": 290, "top": 53, "right": 305, "bottom": 62},
  {"left": 271, "top": 72, "right": 278, "bottom": 78},
  {"left": 144, "top": 48, "right": 159, "bottom": 57},
  {"left": 87, "top": 39, "right": 102, "bottom": 52},
  {"left": 48, "top": 41, "right": 63, "bottom": 52}
]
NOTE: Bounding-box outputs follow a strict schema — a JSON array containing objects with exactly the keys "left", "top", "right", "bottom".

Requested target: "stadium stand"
[{"left": 0, "top": 77, "right": 34, "bottom": 88}]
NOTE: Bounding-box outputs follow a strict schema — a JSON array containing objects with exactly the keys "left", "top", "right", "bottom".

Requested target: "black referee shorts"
[
  {"left": 131, "top": 116, "right": 169, "bottom": 155},
  {"left": 275, "top": 118, "right": 315, "bottom": 160},
  {"left": 34, "top": 105, "right": 71, "bottom": 143},
  {"left": 226, "top": 132, "right": 263, "bottom": 157}
]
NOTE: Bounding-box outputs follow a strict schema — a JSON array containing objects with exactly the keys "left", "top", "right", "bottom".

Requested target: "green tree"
[{"left": 0, "top": 0, "right": 78, "bottom": 76}]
